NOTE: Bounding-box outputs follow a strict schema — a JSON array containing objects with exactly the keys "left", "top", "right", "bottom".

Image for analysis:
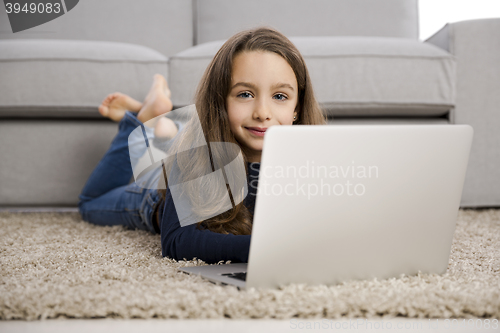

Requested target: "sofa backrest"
[
  {"left": 1, "top": 0, "right": 419, "bottom": 55},
  {"left": 194, "top": 0, "right": 419, "bottom": 45},
  {"left": 0, "top": 0, "right": 193, "bottom": 57}
]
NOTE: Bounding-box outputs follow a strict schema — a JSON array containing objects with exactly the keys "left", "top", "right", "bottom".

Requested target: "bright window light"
[{"left": 419, "top": 0, "right": 500, "bottom": 40}]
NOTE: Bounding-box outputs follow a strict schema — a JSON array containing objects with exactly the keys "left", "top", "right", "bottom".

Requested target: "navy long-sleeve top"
[{"left": 160, "top": 162, "right": 260, "bottom": 263}]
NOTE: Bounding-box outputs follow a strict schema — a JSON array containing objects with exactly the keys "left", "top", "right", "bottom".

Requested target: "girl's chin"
[
  {"left": 248, "top": 141, "right": 264, "bottom": 151},
  {"left": 245, "top": 146, "right": 263, "bottom": 155},
  {"left": 235, "top": 136, "right": 263, "bottom": 154},
  {"left": 240, "top": 143, "right": 263, "bottom": 156}
]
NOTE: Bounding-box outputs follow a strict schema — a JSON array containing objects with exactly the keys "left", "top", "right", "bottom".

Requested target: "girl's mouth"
[{"left": 245, "top": 127, "right": 267, "bottom": 137}]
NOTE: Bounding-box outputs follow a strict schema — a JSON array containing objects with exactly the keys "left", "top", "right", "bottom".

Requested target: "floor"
[
  {"left": 0, "top": 207, "right": 79, "bottom": 213},
  {"left": 0, "top": 318, "right": 491, "bottom": 333},
  {"left": 2, "top": 209, "right": 496, "bottom": 331}
]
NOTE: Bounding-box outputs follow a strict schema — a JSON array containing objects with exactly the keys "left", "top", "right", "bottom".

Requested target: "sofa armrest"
[{"left": 426, "top": 18, "right": 500, "bottom": 207}]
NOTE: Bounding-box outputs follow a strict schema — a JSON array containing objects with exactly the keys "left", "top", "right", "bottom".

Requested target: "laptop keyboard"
[{"left": 221, "top": 272, "right": 247, "bottom": 281}]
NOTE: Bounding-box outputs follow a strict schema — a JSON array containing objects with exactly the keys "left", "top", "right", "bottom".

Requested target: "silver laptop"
[{"left": 179, "top": 125, "right": 473, "bottom": 289}]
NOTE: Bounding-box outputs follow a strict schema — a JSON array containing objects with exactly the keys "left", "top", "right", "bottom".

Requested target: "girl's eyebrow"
[{"left": 231, "top": 82, "right": 295, "bottom": 92}]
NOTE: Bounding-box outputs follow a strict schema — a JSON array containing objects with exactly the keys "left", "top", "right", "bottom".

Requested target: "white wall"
[{"left": 419, "top": 0, "right": 500, "bottom": 40}]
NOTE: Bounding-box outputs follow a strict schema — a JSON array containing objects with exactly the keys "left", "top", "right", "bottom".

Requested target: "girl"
[{"left": 78, "top": 27, "right": 326, "bottom": 264}]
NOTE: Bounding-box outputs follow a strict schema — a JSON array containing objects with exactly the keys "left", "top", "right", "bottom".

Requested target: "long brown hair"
[{"left": 158, "top": 26, "right": 326, "bottom": 235}]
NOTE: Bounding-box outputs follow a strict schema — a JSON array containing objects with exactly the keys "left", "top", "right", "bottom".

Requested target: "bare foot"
[
  {"left": 98, "top": 92, "right": 143, "bottom": 122},
  {"left": 137, "top": 74, "right": 173, "bottom": 125},
  {"left": 154, "top": 117, "right": 179, "bottom": 140}
]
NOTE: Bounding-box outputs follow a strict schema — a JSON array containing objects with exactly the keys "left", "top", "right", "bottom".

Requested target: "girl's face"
[{"left": 226, "top": 50, "right": 298, "bottom": 163}]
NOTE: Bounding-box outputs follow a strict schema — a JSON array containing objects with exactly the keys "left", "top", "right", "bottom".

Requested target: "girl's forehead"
[
  {"left": 233, "top": 50, "right": 286, "bottom": 65},
  {"left": 231, "top": 51, "right": 297, "bottom": 87}
]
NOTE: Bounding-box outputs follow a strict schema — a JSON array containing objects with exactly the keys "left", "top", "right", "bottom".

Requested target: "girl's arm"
[{"left": 160, "top": 188, "right": 251, "bottom": 263}]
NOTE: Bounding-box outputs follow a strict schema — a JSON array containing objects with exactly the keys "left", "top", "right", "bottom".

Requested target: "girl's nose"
[{"left": 253, "top": 99, "right": 272, "bottom": 121}]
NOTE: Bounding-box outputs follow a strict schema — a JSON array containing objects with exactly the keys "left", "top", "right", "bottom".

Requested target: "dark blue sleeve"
[{"left": 160, "top": 188, "right": 251, "bottom": 263}]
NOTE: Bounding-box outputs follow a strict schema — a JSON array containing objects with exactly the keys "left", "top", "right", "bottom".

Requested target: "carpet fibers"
[{"left": 1, "top": 209, "right": 499, "bottom": 320}]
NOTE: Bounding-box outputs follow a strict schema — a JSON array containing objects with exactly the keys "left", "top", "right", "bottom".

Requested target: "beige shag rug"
[{"left": 1, "top": 209, "right": 499, "bottom": 320}]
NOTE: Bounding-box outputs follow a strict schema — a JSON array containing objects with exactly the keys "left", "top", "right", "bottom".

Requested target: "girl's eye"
[
  {"left": 274, "top": 93, "right": 288, "bottom": 101},
  {"left": 237, "top": 92, "right": 252, "bottom": 99}
]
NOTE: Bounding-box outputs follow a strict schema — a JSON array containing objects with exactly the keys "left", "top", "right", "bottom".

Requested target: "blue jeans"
[{"left": 78, "top": 111, "right": 161, "bottom": 234}]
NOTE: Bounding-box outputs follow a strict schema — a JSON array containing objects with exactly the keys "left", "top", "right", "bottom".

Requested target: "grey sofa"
[{"left": 0, "top": 0, "right": 498, "bottom": 207}]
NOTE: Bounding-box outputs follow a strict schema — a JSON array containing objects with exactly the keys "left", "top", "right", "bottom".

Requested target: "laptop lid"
[{"left": 245, "top": 125, "right": 473, "bottom": 289}]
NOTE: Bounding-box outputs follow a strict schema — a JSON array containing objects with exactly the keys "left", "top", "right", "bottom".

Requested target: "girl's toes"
[
  {"left": 101, "top": 94, "right": 113, "bottom": 107},
  {"left": 154, "top": 117, "right": 178, "bottom": 139},
  {"left": 98, "top": 105, "right": 108, "bottom": 116}
]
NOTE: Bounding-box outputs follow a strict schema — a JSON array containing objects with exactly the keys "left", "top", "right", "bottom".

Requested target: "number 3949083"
[{"left": 5, "top": 2, "right": 62, "bottom": 14}]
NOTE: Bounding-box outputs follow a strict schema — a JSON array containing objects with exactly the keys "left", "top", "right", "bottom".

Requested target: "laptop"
[{"left": 179, "top": 124, "right": 473, "bottom": 289}]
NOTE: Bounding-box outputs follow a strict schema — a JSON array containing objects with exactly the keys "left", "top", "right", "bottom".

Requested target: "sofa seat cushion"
[
  {"left": 169, "top": 36, "right": 456, "bottom": 117},
  {"left": 0, "top": 40, "right": 168, "bottom": 118}
]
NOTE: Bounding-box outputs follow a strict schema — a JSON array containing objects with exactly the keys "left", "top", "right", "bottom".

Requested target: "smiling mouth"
[{"left": 245, "top": 127, "right": 267, "bottom": 136}]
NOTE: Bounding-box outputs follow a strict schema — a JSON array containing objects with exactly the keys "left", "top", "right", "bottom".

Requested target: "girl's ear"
[
  {"left": 294, "top": 103, "right": 300, "bottom": 116},
  {"left": 293, "top": 102, "right": 300, "bottom": 123}
]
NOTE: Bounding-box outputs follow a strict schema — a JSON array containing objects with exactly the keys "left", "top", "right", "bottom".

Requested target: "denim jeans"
[{"left": 78, "top": 111, "right": 161, "bottom": 234}]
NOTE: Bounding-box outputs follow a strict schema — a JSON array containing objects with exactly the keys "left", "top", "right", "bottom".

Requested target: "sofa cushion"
[
  {"left": 0, "top": 40, "right": 168, "bottom": 118},
  {"left": 169, "top": 36, "right": 456, "bottom": 117}
]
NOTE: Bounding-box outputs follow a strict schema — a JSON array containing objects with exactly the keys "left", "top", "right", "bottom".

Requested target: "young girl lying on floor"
[{"left": 78, "top": 27, "right": 326, "bottom": 263}]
